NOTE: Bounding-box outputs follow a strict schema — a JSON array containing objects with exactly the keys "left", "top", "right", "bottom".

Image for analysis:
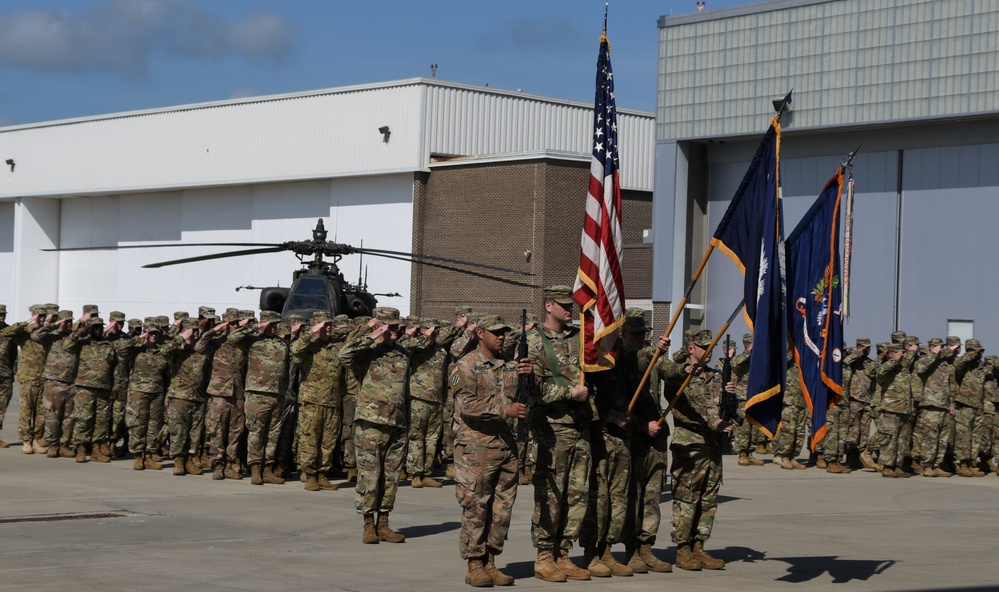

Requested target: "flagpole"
[
  {"left": 656, "top": 300, "right": 745, "bottom": 426},
  {"left": 626, "top": 244, "right": 714, "bottom": 414}
]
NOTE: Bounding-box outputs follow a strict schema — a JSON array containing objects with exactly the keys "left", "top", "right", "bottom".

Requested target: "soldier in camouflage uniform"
[
  {"left": 292, "top": 312, "right": 345, "bottom": 491},
  {"left": 407, "top": 318, "right": 448, "bottom": 488},
  {"left": 865, "top": 342, "right": 889, "bottom": 467},
  {"left": 953, "top": 339, "right": 988, "bottom": 477},
  {"left": 440, "top": 307, "right": 478, "bottom": 480},
  {"left": 126, "top": 319, "right": 177, "bottom": 470},
  {"left": 901, "top": 336, "right": 924, "bottom": 471},
  {"left": 774, "top": 348, "right": 808, "bottom": 470},
  {"left": 731, "top": 333, "right": 764, "bottom": 466},
  {"left": 35, "top": 310, "right": 87, "bottom": 458},
  {"left": 339, "top": 315, "right": 368, "bottom": 482},
  {"left": 166, "top": 320, "right": 218, "bottom": 476},
  {"left": 501, "top": 312, "right": 539, "bottom": 486},
  {"left": 340, "top": 307, "right": 428, "bottom": 544},
  {"left": 913, "top": 337, "right": 955, "bottom": 477},
  {"left": 527, "top": 286, "right": 592, "bottom": 582},
  {"left": 0, "top": 304, "right": 16, "bottom": 448},
  {"left": 230, "top": 310, "right": 289, "bottom": 485},
  {"left": 450, "top": 314, "right": 531, "bottom": 587},
  {"left": 658, "top": 329, "right": 734, "bottom": 571},
  {"left": 104, "top": 312, "right": 133, "bottom": 456},
  {"left": 3, "top": 306, "right": 53, "bottom": 453},
  {"left": 72, "top": 317, "right": 117, "bottom": 463},
  {"left": 843, "top": 338, "right": 877, "bottom": 469},
  {"left": 202, "top": 309, "right": 247, "bottom": 479},
  {"left": 982, "top": 356, "right": 999, "bottom": 474},
  {"left": 876, "top": 343, "right": 916, "bottom": 477},
  {"left": 823, "top": 352, "right": 853, "bottom": 474}
]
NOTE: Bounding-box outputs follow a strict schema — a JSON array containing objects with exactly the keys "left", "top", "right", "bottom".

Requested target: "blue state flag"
[
  {"left": 785, "top": 170, "right": 845, "bottom": 449},
  {"left": 710, "top": 120, "right": 786, "bottom": 438}
]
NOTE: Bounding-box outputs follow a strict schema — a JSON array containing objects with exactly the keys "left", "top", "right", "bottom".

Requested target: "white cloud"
[{"left": 0, "top": 0, "right": 294, "bottom": 75}]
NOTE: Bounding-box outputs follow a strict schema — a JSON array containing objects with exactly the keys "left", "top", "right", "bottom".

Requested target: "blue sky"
[{"left": 0, "top": 0, "right": 755, "bottom": 126}]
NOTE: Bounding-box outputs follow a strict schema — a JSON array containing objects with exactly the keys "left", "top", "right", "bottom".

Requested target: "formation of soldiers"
[{"left": 3, "top": 296, "right": 995, "bottom": 587}]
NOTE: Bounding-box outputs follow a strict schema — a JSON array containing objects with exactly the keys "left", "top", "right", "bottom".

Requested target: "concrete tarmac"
[{"left": 2, "top": 403, "right": 998, "bottom": 592}]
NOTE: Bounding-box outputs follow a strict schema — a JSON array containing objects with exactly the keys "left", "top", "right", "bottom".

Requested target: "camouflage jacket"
[
  {"left": 451, "top": 348, "right": 519, "bottom": 450},
  {"left": 34, "top": 324, "right": 87, "bottom": 384},
  {"left": 732, "top": 350, "right": 751, "bottom": 401},
  {"left": 230, "top": 329, "right": 289, "bottom": 397},
  {"left": 127, "top": 343, "right": 175, "bottom": 395},
  {"left": 204, "top": 330, "right": 246, "bottom": 398},
  {"left": 2, "top": 321, "right": 49, "bottom": 383},
  {"left": 877, "top": 352, "right": 916, "bottom": 415},
  {"left": 106, "top": 334, "right": 137, "bottom": 397},
  {"left": 290, "top": 330, "right": 345, "bottom": 407},
  {"left": 784, "top": 360, "right": 807, "bottom": 409},
  {"left": 74, "top": 337, "right": 117, "bottom": 390},
  {"left": 527, "top": 324, "right": 592, "bottom": 427},
  {"left": 619, "top": 343, "right": 662, "bottom": 423},
  {"left": 0, "top": 321, "right": 17, "bottom": 379},
  {"left": 450, "top": 328, "right": 478, "bottom": 361},
  {"left": 340, "top": 333, "right": 428, "bottom": 427},
  {"left": 659, "top": 359, "right": 723, "bottom": 446},
  {"left": 953, "top": 352, "right": 986, "bottom": 408},
  {"left": 167, "top": 333, "right": 217, "bottom": 402},
  {"left": 409, "top": 342, "right": 448, "bottom": 405},
  {"left": 842, "top": 350, "right": 874, "bottom": 404},
  {"left": 914, "top": 350, "right": 954, "bottom": 409}
]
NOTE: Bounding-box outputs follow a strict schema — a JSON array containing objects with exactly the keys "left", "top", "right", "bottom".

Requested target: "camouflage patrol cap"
[
  {"left": 287, "top": 314, "right": 307, "bottom": 326},
  {"left": 927, "top": 337, "right": 944, "bottom": 347},
  {"left": 142, "top": 318, "right": 160, "bottom": 333},
  {"left": 45, "top": 304, "right": 59, "bottom": 315},
  {"left": 691, "top": 329, "right": 713, "bottom": 348},
  {"left": 856, "top": 337, "right": 871, "bottom": 347},
  {"left": 259, "top": 310, "right": 281, "bottom": 325},
  {"left": 333, "top": 314, "right": 351, "bottom": 328},
  {"left": 373, "top": 307, "right": 401, "bottom": 325},
  {"left": 683, "top": 329, "right": 698, "bottom": 344},
  {"left": 543, "top": 285, "right": 574, "bottom": 306},
  {"left": 890, "top": 331, "right": 906, "bottom": 344},
  {"left": 743, "top": 333, "right": 754, "bottom": 344},
  {"left": 82, "top": 304, "right": 99, "bottom": 315},
  {"left": 526, "top": 312, "right": 541, "bottom": 325},
  {"left": 239, "top": 310, "right": 256, "bottom": 321},
  {"left": 181, "top": 318, "right": 199, "bottom": 330},
  {"left": 109, "top": 311, "right": 126, "bottom": 322},
  {"left": 404, "top": 315, "right": 420, "bottom": 326},
  {"left": 903, "top": 336, "right": 920, "bottom": 347},
  {"left": 88, "top": 317, "right": 104, "bottom": 326},
  {"left": 622, "top": 308, "right": 648, "bottom": 333},
  {"left": 886, "top": 343, "right": 903, "bottom": 353},
  {"left": 946, "top": 336, "right": 961, "bottom": 347},
  {"left": 173, "top": 311, "right": 189, "bottom": 321},
  {"left": 222, "top": 309, "right": 239, "bottom": 323},
  {"left": 0, "top": 304, "right": 6, "bottom": 314},
  {"left": 155, "top": 315, "right": 169, "bottom": 327},
  {"left": 198, "top": 306, "right": 216, "bottom": 318},
  {"left": 478, "top": 314, "right": 512, "bottom": 332},
  {"left": 128, "top": 318, "right": 142, "bottom": 329},
  {"left": 455, "top": 306, "right": 472, "bottom": 316},
  {"left": 29, "top": 304, "right": 46, "bottom": 315},
  {"left": 420, "top": 318, "right": 441, "bottom": 329},
  {"left": 311, "top": 312, "right": 332, "bottom": 325},
  {"left": 965, "top": 339, "right": 984, "bottom": 352},
  {"left": 277, "top": 323, "right": 291, "bottom": 337},
  {"left": 57, "top": 310, "right": 73, "bottom": 321},
  {"left": 985, "top": 355, "right": 998, "bottom": 366},
  {"left": 876, "top": 342, "right": 889, "bottom": 354}
]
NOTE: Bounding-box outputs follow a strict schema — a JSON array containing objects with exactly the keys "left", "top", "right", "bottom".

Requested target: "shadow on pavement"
[
  {"left": 769, "top": 555, "right": 894, "bottom": 583},
  {"left": 396, "top": 520, "right": 460, "bottom": 539}
]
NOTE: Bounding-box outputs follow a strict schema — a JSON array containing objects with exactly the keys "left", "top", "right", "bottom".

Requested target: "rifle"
[
  {"left": 516, "top": 309, "right": 534, "bottom": 442},
  {"left": 719, "top": 334, "right": 743, "bottom": 426}
]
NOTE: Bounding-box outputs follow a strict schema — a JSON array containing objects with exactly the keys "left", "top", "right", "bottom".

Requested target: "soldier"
[
  {"left": 3, "top": 305, "right": 52, "bottom": 454},
  {"left": 913, "top": 338, "right": 955, "bottom": 477},
  {"left": 35, "top": 310, "right": 87, "bottom": 458},
  {"left": 450, "top": 314, "right": 531, "bottom": 587},
  {"left": 72, "top": 317, "right": 117, "bottom": 463},
  {"left": 527, "top": 285, "right": 592, "bottom": 582},
  {"left": 773, "top": 347, "right": 808, "bottom": 470},
  {"left": 657, "top": 329, "right": 734, "bottom": 571},
  {"left": 273, "top": 313, "right": 306, "bottom": 479},
  {"left": 843, "top": 338, "right": 877, "bottom": 470},
  {"left": 126, "top": 319, "right": 176, "bottom": 470},
  {"left": 291, "top": 312, "right": 345, "bottom": 492},
  {"left": 503, "top": 312, "right": 540, "bottom": 486},
  {"left": 230, "top": 310, "right": 290, "bottom": 485},
  {"left": 340, "top": 307, "right": 428, "bottom": 544},
  {"left": 983, "top": 356, "right": 999, "bottom": 474},
  {"left": 407, "top": 318, "right": 448, "bottom": 488},
  {"left": 876, "top": 343, "right": 916, "bottom": 477},
  {"left": 203, "top": 309, "right": 248, "bottom": 480},
  {"left": 192, "top": 310, "right": 219, "bottom": 471},
  {"left": 618, "top": 310, "right": 672, "bottom": 575},
  {"left": 953, "top": 339, "right": 988, "bottom": 477},
  {"left": 109, "top": 317, "right": 142, "bottom": 456},
  {"left": 442, "top": 309, "right": 480, "bottom": 480},
  {"left": 340, "top": 315, "right": 369, "bottom": 482},
  {"left": 731, "top": 333, "right": 763, "bottom": 466},
  {"left": 866, "top": 342, "right": 890, "bottom": 468},
  {"left": 168, "top": 311, "right": 189, "bottom": 339},
  {"left": 0, "top": 304, "right": 16, "bottom": 448},
  {"left": 823, "top": 355, "right": 853, "bottom": 474},
  {"left": 166, "top": 319, "right": 216, "bottom": 476}
]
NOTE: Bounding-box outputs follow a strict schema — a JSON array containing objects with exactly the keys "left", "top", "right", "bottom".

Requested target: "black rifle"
[
  {"left": 719, "top": 334, "right": 743, "bottom": 427},
  {"left": 516, "top": 309, "right": 534, "bottom": 442}
]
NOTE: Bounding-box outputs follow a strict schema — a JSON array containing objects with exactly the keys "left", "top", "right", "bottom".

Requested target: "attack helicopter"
[{"left": 48, "top": 219, "right": 538, "bottom": 321}]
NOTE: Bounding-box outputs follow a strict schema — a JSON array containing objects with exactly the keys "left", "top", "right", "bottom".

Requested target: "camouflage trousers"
[
  {"left": 953, "top": 404, "right": 983, "bottom": 463},
  {"left": 867, "top": 409, "right": 884, "bottom": 455},
  {"left": 530, "top": 422, "right": 591, "bottom": 551},
  {"left": 109, "top": 388, "right": 127, "bottom": 442},
  {"left": 166, "top": 398, "right": 200, "bottom": 458},
  {"left": 297, "top": 402, "right": 340, "bottom": 474},
  {"left": 580, "top": 430, "right": 631, "bottom": 547},
  {"left": 407, "top": 399, "right": 442, "bottom": 476},
  {"left": 43, "top": 379, "right": 76, "bottom": 449},
  {"left": 847, "top": 400, "right": 873, "bottom": 452},
  {"left": 353, "top": 420, "right": 406, "bottom": 515},
  {"left": 18, "top": 379, "right": 45, "bottom": 442},
  {"left": 205, "top": 395, "right": 245, "bottom": 465},
  {"left": 244, "top": 391, "right": 282, "bottom": 468},
  {"left": 190, "top": 399, "right": 206, "bottom": 455},
  {"left": 909, "top": 411, "right": 923, "bottom": 462},
  {"left": 982, "top": 403, "right": 996, "bottom": 464},
  {"left": 670, "top": 435, "right": 723, "bottom": 544},
  {"left": 624, "top": 433, "right": 669, "bottom": 546},
  {"left": 0, "top": 376, "right": 12, "bottom": 432},
  {"left": 732, "top": 403, "right": 760, "bottom": 454},
  {"left": 340, "top": 392, "right": 356, "bottom": 469},
  {"left": 875, "top": 411, "right": 911, "bottom": 468},
  {"left": 823, "top": 405, "right": 850, "bottom": 462},
  {"left": 441, "top": 392, "right": 457, "bottom": 465},
  {"left": 126, "top": 391, "right": 165, "bottom": 454},
  {"left": 454, "top": 443, "right": 519, "bottom": 559},
  {"left": 73, "top": 386, "right": 110, "bottom": 447},
  {"left": 915, "top": 406, "right": 950, "bottom": 468},
  {"left": 774, "top": 405, "right": 808, "bottom": 460}
]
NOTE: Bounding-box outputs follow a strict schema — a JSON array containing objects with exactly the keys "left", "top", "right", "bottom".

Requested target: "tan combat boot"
[
  {"left": 47, "top": 445, "right": 60, "bottom": 458},
  {"left": 791, "top": 458, "right": 807, "bottom": 470},
  {"left": 910, "top": 459, "right": 924, "bottom": 473},
  {"left": 988, "top": 460, "right": 999, "bottom": 475},
  {"left": 262, "top": 465, "right": 285, "bottom": 484},
  {"left": 60, "top": 445, "right": 75, "bottom": 458},
  {"left": 483, "top": 553, "right": 514, "bottom": 586},
  {"left": 624, "top": 542, "right": 648, "bottom": 574},
  {"left": 777, "top": 456, "right": 794, "bottom": 470},
  {"left": 133, "top": 453, "right": 145, "bottom": 470},
  {"left": 420, "top": 475, "right": 443, "bottom": 488},
  {"left": 639, "top": 543, "right": 672, "bottom": 573},
  {"left": 173, "top": 455, "right": 187, "bottom": 476},
  {"left": 445, "top": 463, "right": 455, "bottom": 479},
  {"left": 411, "top": 476, "right": 423, "bottom": 488},
  {"left": 555, "top": 549, "right": 590, "bottom": 580},
  {"left": 75, "top": 446, "right": 88, "bottom": 463},
  {"left": 186, "top": 456, "right": 204, "bottom": 476},
  {"left": 376, "top": 512, "right": 405, "bottom": 543},
  {"left": 585, "top": 545, "right": 611, "bottom": 577},
  {"left": 738, "top": 452, "right": 750, "bottom": 466},
  {"left": 362, "top": 514, "right": 379, "bottom": 544},
  {"left": 464, "top": 557, "right": 493, "bottom": 588},
  {"left": 21, "top": 441, "right": 33, "bottom": 454},
  {"left": 675, "top": 542, "right": 702, "bottom": 571},
  {"left": 225, "top": 461, "right": 243, "bottom": 480},
  {"left": 692, "top": 541, "right": 725, "bottom": 569},
  {"left": 91, "top": 443, "right": 110, "bottom": 463},
  {"left": 859, "top": 450, "right": 878, "bottom": 470},
  {"left": 746, "top": 453, "right": 765, "bottom": 466},
  {"left": 533, "top": 549, "right": 566, "bottom": 583},
  {"left": 970, "top": 462, "right": 985, "bottom": 477},
  {"left": 599, "top": 544, "right": 633, "bottom": 576},
  {"left": 33, "top": 438, "right": 48, "bottom": 454},
  {"left": 212, "top": 462, "right": 225, "bottom": 480},
  {"left": 881, "top": 466, "right": 897, "bottom": 478},
  {"left": 200, "top": 451, "right": 212, "bottom": 470},
  {"left": 933, "top": 466, "right": 952, "bottom": 477},
  {"left": 815, "top": 457, "right": 828, "bottom": 469},
  {"left": 304, "top": 472, "right": 320, "bottom": 491},
  {"left": 317, "top": 474, "right": 338, "bottom": 490},
  {"left": 250, "top": 464, "right": 264, "bottom": 485},
  {"left": 143, "top": 453, "right": 162, "bottom": 470},
  {"left": 922, "top": 466, "right": 937, "bottom": 477},
  {"left": 826, "top": 461, "right": 842, "bottom": 474},
  {"left": 894, "top": 467, "right": 911, "bottom": 478},
  {"left": 957, "top": 461, "right": 973, "bottom": 477}
]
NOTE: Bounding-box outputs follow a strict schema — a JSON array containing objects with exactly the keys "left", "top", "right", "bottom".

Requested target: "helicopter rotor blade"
[
  {"left": 372, "top": 252, "right": 540, "bottom": 289},
  {"left": 44, "top": 242, "right": 282, "bottom": 252},
  {"left": 142, "top": 247, "right": 287, "bottom": 269},
  {"left": 357, "top": 247, "right": 534, "bottom": 277}
]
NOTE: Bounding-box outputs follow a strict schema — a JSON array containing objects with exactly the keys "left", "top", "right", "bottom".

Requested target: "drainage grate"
[{"left": 0, "top": 512, "right": 125, "bottom": 525}]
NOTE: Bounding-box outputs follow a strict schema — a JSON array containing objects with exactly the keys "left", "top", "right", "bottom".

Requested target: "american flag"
[{"left": 573, "top": 32, "right": 625, "bottom": 372}]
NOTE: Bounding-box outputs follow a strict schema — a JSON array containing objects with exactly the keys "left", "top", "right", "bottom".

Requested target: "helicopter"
[{"left": 47, "top": 219, "right": 538, "bottom": 321}]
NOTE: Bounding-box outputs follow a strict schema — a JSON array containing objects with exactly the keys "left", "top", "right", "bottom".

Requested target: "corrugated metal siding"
[
  {"left": 423, "top": 85, "right": 655, "bottom": 191},
  {"left": 658, "top": 0, "right": 999, "bottom": 140}
]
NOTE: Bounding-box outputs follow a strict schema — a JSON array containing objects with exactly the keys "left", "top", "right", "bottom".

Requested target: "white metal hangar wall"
[
  {"left": 0, "top": 79, "right": 655, "bottom": 321},
  {"left": 652, "top": 0, "right": 999, "bottom": 347}
]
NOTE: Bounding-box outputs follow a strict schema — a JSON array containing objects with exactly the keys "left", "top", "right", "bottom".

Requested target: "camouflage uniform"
[
  {"left": 442, "top": 322, "right": 479, "bottom": 472},
  {"left": 876, "top": 344, "right": 916, "bottom": 472},
  {"left": 231, "top": 320, "right": 290, "bottom": 471},
  {"left": 953, "top": 341, "right": 987, "bottom": 470},
  {"left": 203, "top": 318, "right": 247, "bottom": 470},
  {"left": 843, "top": 341, "right": 875, "bottom": 456},
  {"left": 35, "top": 317, "right": 86, "bottom": 451},
  {"left": 106, "top": 314, "right": 136, "bottom": 446},
  {"left": 291, "top": 323, "right": 346, "bottom": 480},
  {"left": 983, "top": 357, "right": 999, "bottom": 470},
  {"left": 866, "top": 344, "right": 888, "bottom": 459},
  {"left": 451, "top": 341, "right": 520, "bottom": 560},
  {"left": 73, "top": 320, "right": 117, "bottom": 451},
  {"left": 125, "top": 329, "right": 175, "bottom": 456},
  {"left": 730, "top": 337, "right": 759, "bottom": 456},
  {"left": 0, "top": 313, "right": 18, "bottom": 444},
  {"left": 822, "top": 385, "right": 851, "bottom": 465},
  {"left": 2, "top": 312, "right": 48, "bottom": 445},
  {"left": 165, "top": 327, "right": 215, "bottom": 461},
  {"left": 407, "top": 327, "right": 448, "bottom": 479},
  {"left": 774, "top": 355, "right": 808, "bottom": 464},
  {"left": 913, "top": 339, "right": 955, "bottom": 472},
  {"left": 339, "top": 317, "right": 370, "bottom": 474}
]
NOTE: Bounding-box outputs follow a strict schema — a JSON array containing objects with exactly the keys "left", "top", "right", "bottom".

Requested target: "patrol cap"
[
  {"left": 543, "top": 285, "right": 574, "bottom": 306},
  {"left": 420, "top": 318, "right": 441, "bottom": 329},
  {"left": 946, "top": 336, "right": 961, "bottom": 347},
  {"left": 683, "top": 329, "right": 698, "bottom": 344},
  {"left": 259, "top": 310, "right": 281, "bottom": 325},
  {"left": 239, "top": 310, "right": 256, "bottom": 321},
  {"left": 985, "top": 355, "right": 998, "bottom": 366},
  {"left": 876, "top": 342, "right": 889, "bottom": 354},
  {"left": 30, "top": 304, "right": 46, "bottom": 315},
  {"left": 142, "top": 318, "right": 161, "bottom": 333},
  {"left": 373, "top": 307, "right": 401, "bottom": 325},
  {"left": 478, "top": 314, "right": 512, "bottom": 332},
  {"left": 927, "top": 337, "right": 944, "bottom": 347},
  {"left": 890, "top": 331, "right": 906, "bottom": 344},
  {"left": 886, "top": 343, "right": 903, "bottom": 353},
  {"left": 856, "top": 337, "right": 871, "bottom": 347},
  {"left": 288, "top": 314, "right": 307, "bottom": 326},
  {"left": 622, "top": 308, "right": 648, "bottom": 334},
  {"left": 198, "top": 306, "right": 216, "bottom": 318},
  {"left": 965, "top": 339, "right": 984, "bottom": 352},
  {"left": 45, "top": 304, "right": 59, "bottom": 315},
  {"left": 173, "top": 311, "right": 189, "bottom": 321},
  {"left": 155, "top": 315, "right": 169, "bottom": 327},
  {"left": 88, "top": 317, "right": 104, "bottom": 327},
  {"left": 277, "top": 323, "right": 291, "bottom": 337},
  {"left": 525, "top": 312, "right": 541, "bottom": 326},
  {"left": 691, "top": 329, "right": 713, "bottom": 348},
  {"left": 0, "top": 304, "right": 6, "bottom": 314},
  {"left": 466, "top": 313, "right": 482, "bottom": 326},
  {"left": 333, "top": 314, "right": 351, "bottom": 328},
  {"left": 743, "top": 333, "right": 754, "bottom": 344},
  {"left": 57, "top": 310, "right": 73, "bottom": 321},
  {"left": 311, "top": 312, "right": 332, "bottom": 325},
  {"left": 455, "top": 306, "right": 472, "bottom": 316},
  {"left": 109, "top": 311, "right": 126, "bottom": 322},
  {"left": 404, "top": 314, "right": 420, "bottom": 326},
  {"left": 181, "top": 318, "right": 199, "bottom": 330},
  {"left": 903, "top": 336, "right": 920, "bottom": 347},
  {"left": 128, "top": 318, "right": 142, "bottom": 329},
  {"left": 82, "top": 304, "right": 99, "bottom": 315}
]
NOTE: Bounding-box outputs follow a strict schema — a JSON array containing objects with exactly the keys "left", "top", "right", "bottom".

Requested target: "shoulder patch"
[{"left": 449, "top": 369, "right": 466, "bottom": 389}]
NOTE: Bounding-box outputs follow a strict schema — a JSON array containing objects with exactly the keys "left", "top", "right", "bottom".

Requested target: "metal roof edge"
[
  {"left": 658, "top": 0, "right": 834, "bottom": 28},
  {"left": 428, "top": 150, "right": 590, "bottom": 168}
]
